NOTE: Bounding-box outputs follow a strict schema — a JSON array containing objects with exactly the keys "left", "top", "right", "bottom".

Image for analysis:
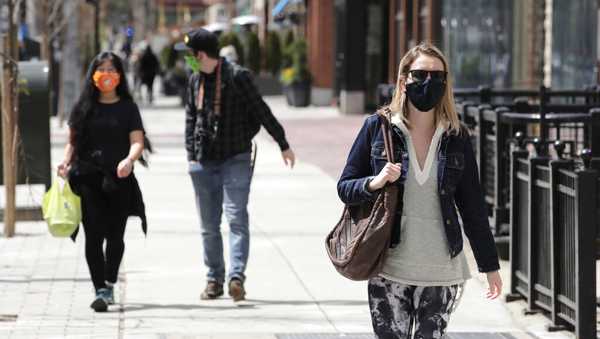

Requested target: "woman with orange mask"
[{"left": 58, "top": 52, "right": 149, "bottom": 312}]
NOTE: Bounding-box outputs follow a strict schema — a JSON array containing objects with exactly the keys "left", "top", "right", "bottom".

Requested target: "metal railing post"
[
  {"left": 547, "top": 141, "right": 573, "bottom": 330},
  {"left": 573, "top": 150, "right": 597, "bottom": 339},
  {"left": 506, "top": 132, "right": 530, "bottom": 302}
]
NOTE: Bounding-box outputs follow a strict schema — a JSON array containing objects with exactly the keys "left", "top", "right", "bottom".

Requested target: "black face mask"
[{"left": 405, "top": 78, "right": 446, "bottom": 112}]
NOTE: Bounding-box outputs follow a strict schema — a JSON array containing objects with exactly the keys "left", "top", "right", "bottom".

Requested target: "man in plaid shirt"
[{"left": 176, "top": 28, "right": 295, "bottom": 302}]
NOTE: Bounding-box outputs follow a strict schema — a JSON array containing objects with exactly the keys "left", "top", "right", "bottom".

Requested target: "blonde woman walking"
[{"left": 337, "top": 43, "right": 502, "bottom": 338}]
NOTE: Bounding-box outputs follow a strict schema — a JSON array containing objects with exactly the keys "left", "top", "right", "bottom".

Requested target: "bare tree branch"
[
  {"left": 49, "top": 1, "right": 77, "bottom": 40},
  {"left": 47, "top": 0, "right": 63, "bottom": 26},
  {"left": 12, "top": 0, "right": 23, "bottom": 22},
  {"left": 0, "top": 51, "right": 19, "bottom": 65},
  {"left": 49, "top": 17, "right": 68, "bottom": 40}
]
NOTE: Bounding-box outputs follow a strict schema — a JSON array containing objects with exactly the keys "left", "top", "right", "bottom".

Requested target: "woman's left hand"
[
  {"left": 485, "top": 270, "right": 503, "bottom": 300},
  {"left": 117, "top": 158, "right": 133, "bottom": 178}
]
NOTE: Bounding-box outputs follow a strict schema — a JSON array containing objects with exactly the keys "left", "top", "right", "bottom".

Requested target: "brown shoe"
[
  {"left": 200, "top": 281, "right": 223, "bottom": 300},
  {"left": 228, "top": 278, "right": 246, "bottom": 302}
]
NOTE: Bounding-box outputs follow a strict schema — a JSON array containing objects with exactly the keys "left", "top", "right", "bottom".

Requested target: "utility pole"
[{"left": 1, "top": 0, "right": 18, "bottom": 238}]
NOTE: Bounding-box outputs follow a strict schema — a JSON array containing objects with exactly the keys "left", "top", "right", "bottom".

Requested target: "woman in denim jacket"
[{"left": 338, "top": 43, "right": 502, "bottom": 339}]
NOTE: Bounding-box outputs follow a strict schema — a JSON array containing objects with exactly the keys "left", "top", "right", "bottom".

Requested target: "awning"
[
  {"left": 202, "top": 22, "right": 230, "bottom": 32},
  {"left": 271, "top": 0, "right": 291, "bottom": 17},
  {"left": 231, "top": 15, "right": 261, "bottom": 26}
]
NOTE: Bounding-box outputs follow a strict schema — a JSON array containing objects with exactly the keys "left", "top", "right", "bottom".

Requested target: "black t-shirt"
[{"left": 79, "top": 99, "right": 144, "bottom": 173}]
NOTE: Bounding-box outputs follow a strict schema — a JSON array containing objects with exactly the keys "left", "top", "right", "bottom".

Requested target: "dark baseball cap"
[{"left": 174, "top": 28, "right": 218, "bottom": 54}]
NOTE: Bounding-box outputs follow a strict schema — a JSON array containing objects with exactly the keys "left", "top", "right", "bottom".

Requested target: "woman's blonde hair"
[{"left": 382, "top": 42, "right": 461, "bottom": 134}]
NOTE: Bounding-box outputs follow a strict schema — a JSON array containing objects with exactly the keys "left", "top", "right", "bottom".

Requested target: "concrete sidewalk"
[{"left": 0, "top": 95, "right": 575, "bottom": 338}]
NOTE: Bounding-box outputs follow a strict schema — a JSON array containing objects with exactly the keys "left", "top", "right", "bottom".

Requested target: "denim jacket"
[{"left": 337, "top": 114, "right": 500, "bottom": 273}]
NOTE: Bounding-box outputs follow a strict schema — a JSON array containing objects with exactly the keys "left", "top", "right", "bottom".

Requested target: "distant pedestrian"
[
  {"left": 337, "top": 43, "right": 502, "bottom": 338},
  {"left": 175, "top": 28, "right": 295, "bottom": 302},
  {"left": 138, "top": 45, "right": 161, "bottom": 104},
  {"left": 58, "top": 52, "right": 149, "bottom": 312}
]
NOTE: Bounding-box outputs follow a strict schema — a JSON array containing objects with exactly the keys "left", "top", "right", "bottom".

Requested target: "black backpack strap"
[
  {"left": 225, "top": 61, "right": 242, "bottom": 94},
  {"left": 188, "top": 72, "right": 201, "bottom": 112}
]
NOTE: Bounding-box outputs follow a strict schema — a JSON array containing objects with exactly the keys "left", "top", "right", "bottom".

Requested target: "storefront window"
[
  {"left": 236, "top": 0, "right": 253, "bottom": 16},
  {"left": 365, "top": 0, "right": 388, "bottom": 109},
  {"left": 551, "top": 0, "right": 597, "bottom": 89},
  {"left": 440, "top": 0, "right": 512, "bottom": 89}
]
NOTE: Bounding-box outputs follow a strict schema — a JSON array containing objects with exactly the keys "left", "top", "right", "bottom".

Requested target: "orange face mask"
[{"left": 92, "top": 71, "right": 120, "bottom": 93}]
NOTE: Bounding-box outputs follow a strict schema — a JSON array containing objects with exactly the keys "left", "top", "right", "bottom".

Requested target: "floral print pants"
[{"left": 368, "top": 276, "right": 464, "bottom": 339}]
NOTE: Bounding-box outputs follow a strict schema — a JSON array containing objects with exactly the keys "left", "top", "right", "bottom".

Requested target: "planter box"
[
  {"left": 254, "top": 74, "right": 282, "bottom": 96},
  {"left": 284, "top": 81, "right": 311, "bottom": 107}
]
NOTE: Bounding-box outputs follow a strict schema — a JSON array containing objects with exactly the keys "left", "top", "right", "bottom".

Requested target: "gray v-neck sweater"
[{"left": 379, "top": 120, "right": 471, "bottom": 286}]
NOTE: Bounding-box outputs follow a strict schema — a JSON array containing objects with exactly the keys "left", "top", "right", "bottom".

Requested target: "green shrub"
[
  {"left": 160, "top": 45, "right": 178, "bottom": 70},
  {"left": 281, "top": 30, "right": 295, "bottom": 68},
  {"left": 264, "top": 31, "right": 282, "bottom": 76},
  {"left": 218, "top": 32, "right": 245, "bottom": 66},
  {"left": 280, "top": 38, "right": 311, "bottom": 85},
  {"left": 283, "top": 30, "right": 294, "bottom": 49},
  {"left": 246, "top": 31, "right": 261, "bottom": 74}
]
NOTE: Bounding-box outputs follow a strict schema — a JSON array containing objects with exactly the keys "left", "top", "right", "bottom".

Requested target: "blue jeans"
[{"left": 189, "top": 152, "right": 252, "bottom": 284}]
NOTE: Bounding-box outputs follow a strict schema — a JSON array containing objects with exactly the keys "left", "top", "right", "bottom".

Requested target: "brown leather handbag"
[{"left": 325, "top": 113, "right": 399, "bottom": 281}]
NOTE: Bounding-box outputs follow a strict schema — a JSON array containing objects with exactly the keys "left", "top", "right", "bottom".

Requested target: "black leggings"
[
  {"left": 142, "top": 77, "right": 155, "bottom": 102},
  {"left": 79, "top": 173, "right": 131, "bottom": 291}
]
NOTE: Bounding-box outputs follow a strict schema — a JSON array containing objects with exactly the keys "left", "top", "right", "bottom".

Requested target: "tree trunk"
[
  {"left": 40, "top": 0, "right": 50, "bottom": 60},
  {"left": 1, "top": 0, "right": 19, "bottom": 238},
  {"left": 1, "top": 35, "right": 17, "bottom": 238}
]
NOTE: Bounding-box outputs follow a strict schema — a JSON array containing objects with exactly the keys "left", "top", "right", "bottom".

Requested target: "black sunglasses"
[{"left": 408, "top": 70, "right": 447, "bottom": 82}]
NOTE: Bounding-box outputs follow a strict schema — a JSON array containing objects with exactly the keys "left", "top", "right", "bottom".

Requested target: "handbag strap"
[{"left": 380, "top": 111, "right": 395, "bottom": 163}]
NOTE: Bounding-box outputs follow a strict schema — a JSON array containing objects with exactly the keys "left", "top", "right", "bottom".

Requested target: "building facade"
[{"left": 304, "top": 0, "right": 600, "bottom": 114}]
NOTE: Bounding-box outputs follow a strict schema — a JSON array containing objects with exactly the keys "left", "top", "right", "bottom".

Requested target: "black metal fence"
[
  {"left": 454, "top": 88, "right": 600, "bottom": 246},
  {"left": 507, "top": 145, "right": 597, "bottom": 339}
]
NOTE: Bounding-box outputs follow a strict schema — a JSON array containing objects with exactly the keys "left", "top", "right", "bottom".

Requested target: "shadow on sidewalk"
[
  {"left": 2, "top": 232, "right": 46, "bottom": 238},
  {"left": 120, "top": 303, "right": 243, "bottom": 312},
  {"left": 276, "top": 334, "right": 520, "bottom": 339},
  {"left": 139, "top": 104, "right": 183, "bottom": 111},
  {"left": 245, "top": 299, "right": 366, "bottom": 306},
  {"left": 119, "top": 299, "right": 366, "bottom": 313},
  {"left": 0, "top": 278, "right": 91, "bottom": 284}
]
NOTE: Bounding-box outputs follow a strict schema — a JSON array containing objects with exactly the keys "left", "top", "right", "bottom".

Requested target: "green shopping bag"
[{"left": 42, "top": 178, "right": 82, "bottom": 237}]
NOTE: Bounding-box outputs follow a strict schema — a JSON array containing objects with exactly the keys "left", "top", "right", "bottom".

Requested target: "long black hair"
[{"left": 69, "top": 51, "right": 152, "bottom": 166}]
